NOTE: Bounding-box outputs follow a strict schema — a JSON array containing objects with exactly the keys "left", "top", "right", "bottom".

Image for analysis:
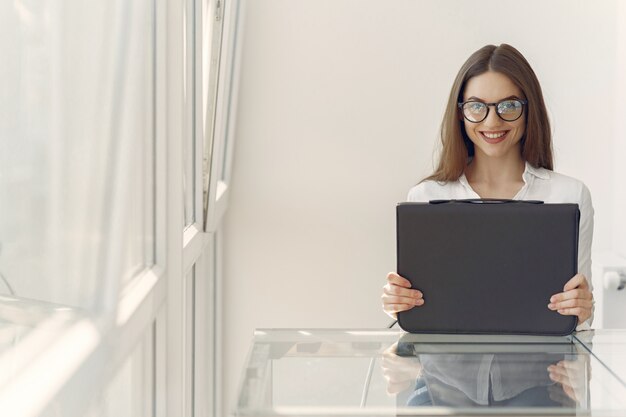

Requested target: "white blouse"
[{"left": 406, "top": 161, "right": 594, "bottom": 330}]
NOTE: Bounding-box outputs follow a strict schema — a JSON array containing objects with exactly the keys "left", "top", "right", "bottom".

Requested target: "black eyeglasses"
[{"left": 458, "top": 99, "right": 528, "bottom": 123}]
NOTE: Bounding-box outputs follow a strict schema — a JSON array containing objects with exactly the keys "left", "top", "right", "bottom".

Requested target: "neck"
[{"left": 465, "top": 152, "right": 525, "bottom": 185}]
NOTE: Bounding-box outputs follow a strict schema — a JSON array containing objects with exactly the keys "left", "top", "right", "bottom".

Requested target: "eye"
[
  {"left": 498, "top": 100, "right": 521, "bottom": 114},
  {"left": 466, "top": 102, "right": 485, "bottom": 113}
]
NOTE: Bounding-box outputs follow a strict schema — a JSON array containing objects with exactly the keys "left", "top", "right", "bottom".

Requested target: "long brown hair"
[{"left": 425, "top": 44, "right": 553, "bottom": 182}]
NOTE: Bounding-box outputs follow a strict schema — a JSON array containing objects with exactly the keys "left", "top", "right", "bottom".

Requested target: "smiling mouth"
[{"left": 480, "top": 130, "right": 509, "bottom": 143}]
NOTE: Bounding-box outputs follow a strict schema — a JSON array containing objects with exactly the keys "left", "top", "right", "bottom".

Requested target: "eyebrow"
[{"left": 466, "top": 95, "right": 522, "bottom": 102}]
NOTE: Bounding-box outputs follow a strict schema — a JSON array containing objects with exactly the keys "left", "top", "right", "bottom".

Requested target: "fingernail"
[
  {"left": 548, "top": 303, "right": 554, "bottom": 309},
  {"left": 550, "top": 296, "right": 556, "bottom": 302},
  {"left": 416, "top": 299, "right": 424, "bottom": 305}
]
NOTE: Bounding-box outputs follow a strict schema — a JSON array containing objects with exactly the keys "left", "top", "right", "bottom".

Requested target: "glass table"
[{"left": 235, "top": 329, "right": 626, "bottom": 416}]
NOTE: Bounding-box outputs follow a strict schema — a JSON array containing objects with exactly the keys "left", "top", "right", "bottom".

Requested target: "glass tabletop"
[
  {"left": 574, "top": 330, "right": 626, "bottom": 389},
  {"left": 235, "top": 329, "right": 626, "bottom": 416}
]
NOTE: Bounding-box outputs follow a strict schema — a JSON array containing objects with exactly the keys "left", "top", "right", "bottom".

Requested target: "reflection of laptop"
[
  {"left": 396, "top": 200, "right": 579, "bottom": 335},
  {"left": 395, "top": 333, "right": 576, "bottom": 354}
]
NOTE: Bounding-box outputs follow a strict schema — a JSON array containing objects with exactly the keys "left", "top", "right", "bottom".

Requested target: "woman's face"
[{"left": 461, "top": 71, "right": 526, "bottom": 161}]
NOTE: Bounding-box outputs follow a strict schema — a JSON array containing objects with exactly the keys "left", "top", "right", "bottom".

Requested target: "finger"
[
  {"left": 381, "top": 356, "right": 411, "bottom": 370},
  {"left": 563, "top": 274, "right": 588, "bottom": 292},
  {"left": 387, "top": 272, "right": 412, "bottom": 288},
  {"left": 550, "top": 288, "right": 592, "bottom": 303},
  {"left": 382, "top": 293, "right": 420, "bottom": 305},
  {"left": 548, "top": 298, "right": 593, "bottom": 311},
  {"left": 549, "top": 370, "right": 567, "bottom": 385},
  {"left": 382, "top": 294, "right": 424, "bottom": 306},
  {"left": 549, "top": 364, "right": 577, "bottom": 381},
  {"left": 382, "top": 356, "right": 422, "bottom": 370},
  {"left": 557, "top": 359, "right": 586, "bottom": 374},
  {"left": 548, "top": 364, "right": 577, "bottom": 385},
  {"left": 383, "top": 283, "right": 423, "bottom": 299},
  {"left": 562, "top": 384, "right": 578, "bottom": 401},
  {"left": 549, "top": 365, "right": 581, "bottom": 400},
  {"left": 383, "top": 303, "right": 416, "bottom": 314},
  {"left": 556, "top": 307, "right": 588, "bottom": 319},
  {"left": 381, "top": 353, "right": 406, "bottom": 366}
]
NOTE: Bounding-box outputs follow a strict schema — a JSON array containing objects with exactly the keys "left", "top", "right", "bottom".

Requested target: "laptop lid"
[{"left": 396, "top": 200, "right": 579, "bottom": 335}]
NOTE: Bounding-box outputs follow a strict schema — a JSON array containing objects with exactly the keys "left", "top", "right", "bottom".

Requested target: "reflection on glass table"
[
  {"left": 235, "top": 329, "right": 626, "bottom": 416},
  {"left": 389, "top": 334, "right": 587, "bottom": 411}
]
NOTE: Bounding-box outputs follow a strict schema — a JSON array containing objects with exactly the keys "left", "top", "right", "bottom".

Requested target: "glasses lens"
[
  {"left": 497, "top": 100, "right": 524, "bottom": 121},
  {"left": 462, "top": 102, "right": 487, "bottom": 122}
]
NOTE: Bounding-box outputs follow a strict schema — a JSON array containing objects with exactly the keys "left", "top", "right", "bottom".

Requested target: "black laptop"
[{"left": 396, "top": 199, "right": 579, "bottom": 335}]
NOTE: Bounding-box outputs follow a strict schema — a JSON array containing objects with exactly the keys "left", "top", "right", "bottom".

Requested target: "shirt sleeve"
[{"left": 575, "top": 183, "right": 594, "bottom": 331}]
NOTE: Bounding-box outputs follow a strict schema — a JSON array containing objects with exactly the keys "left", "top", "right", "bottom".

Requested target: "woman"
[{"left": 382, "top": 44, "right": 594, "bottom": 330}]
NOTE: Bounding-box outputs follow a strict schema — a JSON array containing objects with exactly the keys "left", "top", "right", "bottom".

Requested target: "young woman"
[{"left": 382, "top": 44, "right": 594, "bottom": 330}]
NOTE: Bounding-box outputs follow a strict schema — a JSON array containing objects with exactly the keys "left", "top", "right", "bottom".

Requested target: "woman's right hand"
[
  {"left": 382, "top": 342, "right": 423, "bottom": 394},
  {"left": 382, "top": 272, "right": 424, "bottom": 319}
]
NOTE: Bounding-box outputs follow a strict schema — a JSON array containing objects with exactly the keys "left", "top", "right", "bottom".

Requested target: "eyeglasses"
[{"left": 458, "top": 99, "right": 527, "bottom": 123}]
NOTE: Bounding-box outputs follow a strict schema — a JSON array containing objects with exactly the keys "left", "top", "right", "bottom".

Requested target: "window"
[{"left": 0, "top": 0, "right": 242, "bottom": 415}]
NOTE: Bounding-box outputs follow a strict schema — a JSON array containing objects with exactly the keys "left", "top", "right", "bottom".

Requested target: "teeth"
[{"left": 483, "top": 132, "right": 506, "bottom": 139}]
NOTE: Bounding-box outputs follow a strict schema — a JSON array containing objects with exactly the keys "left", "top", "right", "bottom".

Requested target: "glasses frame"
[{"left": 458, "top": 99, "right": 528, "bottom": 123}]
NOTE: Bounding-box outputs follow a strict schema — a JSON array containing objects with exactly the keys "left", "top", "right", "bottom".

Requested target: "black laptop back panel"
[{"left": 396, "top": 201, "right": 579, "bottom": 335}]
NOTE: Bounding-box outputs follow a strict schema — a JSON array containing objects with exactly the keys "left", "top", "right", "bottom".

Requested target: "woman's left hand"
[
  {"left": 547, "top": 352, "right": 590, "bottom": 405},
  {"left": 548, "top": 273, "right": 593, "bottom": 324}
]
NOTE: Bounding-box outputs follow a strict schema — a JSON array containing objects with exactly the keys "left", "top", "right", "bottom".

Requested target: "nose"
[{"left": 483, "top": 104, "right": 503, "bottom": 126}]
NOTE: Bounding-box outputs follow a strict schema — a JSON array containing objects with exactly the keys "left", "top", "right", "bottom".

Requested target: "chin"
[{"left": 471, "top": 137, "right": 523, "bottom": 159}]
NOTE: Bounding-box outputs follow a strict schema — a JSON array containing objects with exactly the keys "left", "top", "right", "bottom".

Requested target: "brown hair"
[{"left": 425, "top": 44, "right": 553, "bottom": 182}]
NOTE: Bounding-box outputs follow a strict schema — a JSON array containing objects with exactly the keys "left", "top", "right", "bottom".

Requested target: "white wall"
[
  {"left": 600, "top": 0, "right": 626, "bottom": 329},
  {"left": 223, "top": 0, "right": 623, "bottom": 412}
]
